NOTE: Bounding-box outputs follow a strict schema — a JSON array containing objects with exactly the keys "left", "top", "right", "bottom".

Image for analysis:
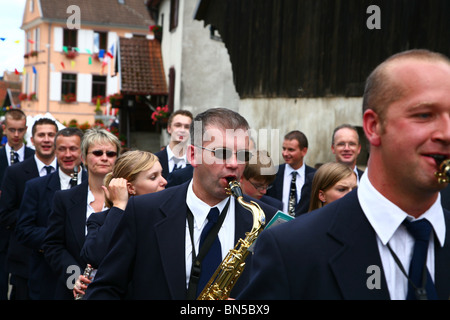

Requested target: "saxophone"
[
  {"left": 197, "top": 179, "right": 266, "bottom": 300},
  {"left": 433, "top": 155, "right": 450, "bottom": 183}
]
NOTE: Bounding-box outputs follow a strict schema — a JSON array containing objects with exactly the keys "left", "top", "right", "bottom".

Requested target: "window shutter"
[
  {"left": 77, "top": 73, "right": 92, "bottom": 103},
  {"left": 54, "top": 27, "right": 63, "bottom": 52},
  {"left": 49, "top": 72, "right": 62, "bottom": 101},
  {"left": 77, "top": 29, "right": 93, "bottom": 53}
]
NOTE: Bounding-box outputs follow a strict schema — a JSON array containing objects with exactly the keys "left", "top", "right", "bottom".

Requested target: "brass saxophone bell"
[{"left": 432, "top": 155, "right": 450, "bottom": 184}]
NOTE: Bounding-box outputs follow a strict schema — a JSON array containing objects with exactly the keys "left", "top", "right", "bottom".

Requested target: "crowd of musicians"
[{"left": 0, "top": 49, "right": 449, "bottom": 300}]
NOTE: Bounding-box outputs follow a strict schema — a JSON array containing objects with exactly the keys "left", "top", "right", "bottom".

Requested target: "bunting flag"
[
  {"left": 71, "top": 60, "right": 75, "bottom": 68},
  {"left": 32, "top": 66, "right": 37, "bottom": 74},
  {"left": 61, "top": 62, "right": 65, "bottom": 69},
  {"left": 0, "top": 38, "right": 5, "bottom": 41},
  {"left": 14, "top": 69, "right": 19, "bottom": 75},
  {"left": 88, "top": 56, "right": 92, "bottom": 65},
  {"left": 28, "top": 39, "right": 35, "bottom": 44}
]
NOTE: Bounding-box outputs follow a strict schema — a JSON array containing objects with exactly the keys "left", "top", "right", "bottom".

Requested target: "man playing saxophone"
[{"left": 85, "top": 107, "right": 278, "bottom": 300}]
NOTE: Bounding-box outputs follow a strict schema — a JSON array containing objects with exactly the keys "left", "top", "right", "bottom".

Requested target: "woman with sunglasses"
[
  {"left": 43, "top": 128, "right": 121, "bottom": 300},
  {"left": 73, "top": 150, "right": 167, "bottom": 298}
]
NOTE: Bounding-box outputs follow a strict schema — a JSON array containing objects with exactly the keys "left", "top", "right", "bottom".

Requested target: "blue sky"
[{"left": 0, "top": 0, "right": 27, "bottom": 75}]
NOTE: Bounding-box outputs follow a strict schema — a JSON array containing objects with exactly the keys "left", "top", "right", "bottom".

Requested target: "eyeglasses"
[
  {"left": 334, "top": 142, "right": 359, "bottom": 149},
  {"left": 195, "top": 145, "right": 252, "bottom": 162},
  {"left": 88, "top": 150, "right": 118, "bottom": 158},
  {"left": 248, "top": 179, "right": 273, "bottom": 192}
]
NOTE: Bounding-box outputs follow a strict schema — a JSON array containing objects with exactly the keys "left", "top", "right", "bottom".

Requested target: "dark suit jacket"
[
  {"left": 43, "top": 180, "right": 90, "bottom": 300},
  {"left": 260, "top": 195, "right": 283, "bottom": 211},
  {"left": 166, "top": 165, "right": 194, "bottom": 187},
  {"left": 155, "top": 147, "right": 191, "bottom": 182},
  {"left": 295, "top": 166, "right": 365, "bottom": 216},
  {"left": 0, "top": 156, "right": 40, "bottom": 278},
  {"left": 154, "top": 147, "right": 169, "bottom": 180},
  {"left": 441, "top": 185, "right": 450, "bottom": 211},
  {"left": 0, "top": 147, "right": 34, "bottom": 254},
  {"left": 16, "top": 170, "right": 87, "bottom": 299},
  {"left": 0, "top": 146, "right": 35, "bottom": 187},
  {"left": 238, "top": 190, "right": 450, "bottom": 299},
  {"left": 80, "top": 206, "right": 124, "bottom": 269},
  {"left": 266, "top": 163, "right": 316, "bottom": 212},
  {"left": 85, "top": 181, "right": 279, "bottom": 300}
]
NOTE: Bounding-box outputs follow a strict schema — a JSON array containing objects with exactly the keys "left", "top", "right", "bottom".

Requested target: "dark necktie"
[
  {"left": 197, "top": 207, "right": 222, "bottom": 297},
  {"left": 288, "top": 171, "right": 297, "bottom": 216},
  {"left": 70, "top": 176, "right": 78, "bottom": 188},
  {"left": 10, "top": 150, "right": 19, "bottom": 165},
  {"left": 44, "top": 166, "right": 53, "bottom": 175},
  {"left": 403, "top": 219, "right": 438, "bottom": 300}
]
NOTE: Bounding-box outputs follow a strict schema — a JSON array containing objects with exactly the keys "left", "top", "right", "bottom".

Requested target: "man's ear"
[
  {"left": 363, "top": 109, "right": 382, "bottom": 147},
  {"left": 187, "top": 144, "right": 197, "bottom": 167}
]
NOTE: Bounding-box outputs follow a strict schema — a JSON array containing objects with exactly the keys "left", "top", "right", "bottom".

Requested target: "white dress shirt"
[
  {"left": 282, "top": 163, "right": 305, "bottom": 213},
  {"left": 58, "top": 167, "right": 83, "bottom": 190},
  {"left": 86, "top": 185, "right": 108, "bottom": 235},
  {"left": 358, "top": 170, "right": 445, "bottom": 300},
  {"left": 34, "top": 155, "right": 57, "bottom": 177},
  {"left": 184, "top": 179, "right": 235, "bottom": 288},
  {"left": 167, "top": 145, "right": 187, "bottom": 172}
]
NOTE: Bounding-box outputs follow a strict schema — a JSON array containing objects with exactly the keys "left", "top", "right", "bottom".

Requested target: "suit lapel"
[
  {"left": 435, "top": 209, "right": 450, "bottom": 299},
  {"left": 327, "top": 192, "right": 390, "bottom": 299},
  {"left": 275, "top": 164, "right": 285, "bottom": 200},
  {"left": 154, "top": 184, "right": 189, "bottom": 299},
  {"left": 67, "top": 180, "right": 89, "bottom": 252}
]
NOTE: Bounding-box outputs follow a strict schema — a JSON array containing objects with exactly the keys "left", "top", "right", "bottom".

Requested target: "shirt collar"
[
  {"left": 285, "top": 163, "right": 305, "bottom": 176},
  {"left": 58, "top": 167, "right": 82, "bottom": 190},
  {"left": 358, "top": 168, "right": 446, "bottom": 247},
  {"left": 5, "top": 144, "right": 25, "bottom": 162},
  {"left": 167, "top": 144, "right": 187, "bottom": 163},
  {"left": 34, "top": 155, "right": 57, "bottom": 175},
  {"left": 186, "top": 179, "right": 230, "bottom": 229}
]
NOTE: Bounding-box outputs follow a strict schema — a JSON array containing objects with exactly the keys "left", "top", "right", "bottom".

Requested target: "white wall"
[{"left": 239, "top": 97, "right": 364, "bottom": 167}]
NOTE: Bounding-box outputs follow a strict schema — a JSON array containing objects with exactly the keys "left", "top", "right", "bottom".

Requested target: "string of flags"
[{"left": 1, "top": 37, "right": 115, "bottom": 75}]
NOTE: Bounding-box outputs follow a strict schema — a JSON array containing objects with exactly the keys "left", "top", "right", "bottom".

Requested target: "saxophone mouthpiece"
[{"left": 431, "top": 154, "right": 446, "bottom": 165}]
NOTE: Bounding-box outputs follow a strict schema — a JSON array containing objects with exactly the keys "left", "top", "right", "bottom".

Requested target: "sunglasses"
[
  {"left": 89, "top": 150, "right": 118, "bottom": 158},
  {"left": 195, "top": 145, "right": 252, "bottom": 162}
]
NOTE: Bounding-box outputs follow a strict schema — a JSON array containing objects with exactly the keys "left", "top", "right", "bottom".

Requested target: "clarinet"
[
  {"left": 74, "top": 264, "right": 94, "bottom": 300},
  {"left": 70, "top": 166, "right": 78, "bottom": 188}
]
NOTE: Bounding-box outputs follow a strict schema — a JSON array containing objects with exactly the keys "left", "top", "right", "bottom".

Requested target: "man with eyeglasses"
[
  {"left": 239, "top": 150, "right": 282, "bottom": 210},
  {"left": 85, "top": 107, "right": 279, "bottom": 300},
  {"left": 0, "top": 109, "right": 35, "bottom": 300},
  {"left": 296, "top": 124, "right": 365, "bottom": 216},
  {"left": 331, "top": 124, "right": 364, "bottom": 182}
]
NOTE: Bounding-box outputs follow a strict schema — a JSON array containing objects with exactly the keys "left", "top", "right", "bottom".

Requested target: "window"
[
  {"left": 63, "top": 29, "right": 77, "bottom": 49},
  {"left": 61, "top": 73, "right": 77, "bottom": 95},
  {"left": 170, "top": 0, "right": 179, "bottom": 31},
  {"left": 91, "top": 75, "right": 106, "bottom": 98},
  {"left": 93, "top": 31, "right": 107, "bottom": 53}
]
